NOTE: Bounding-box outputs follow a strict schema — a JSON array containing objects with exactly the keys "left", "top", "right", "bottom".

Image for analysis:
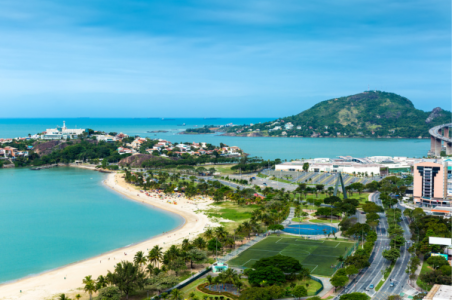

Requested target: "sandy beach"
[{"left": 0, "top": 172, "right": 217, "bottom": 300}]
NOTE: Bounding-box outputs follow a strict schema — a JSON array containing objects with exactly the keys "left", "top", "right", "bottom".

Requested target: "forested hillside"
[{"left": 225, "top": 91, "right": 451, "bottom": 138}]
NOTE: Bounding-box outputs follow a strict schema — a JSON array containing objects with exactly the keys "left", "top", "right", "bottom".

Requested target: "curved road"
[{"left": 429, "top": 123, "right": 452, "bottom": 142}]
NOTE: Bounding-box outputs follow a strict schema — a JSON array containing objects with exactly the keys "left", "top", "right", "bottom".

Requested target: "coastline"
[{"left": 0, "top": 171, "right": 217, "bottom": 300}]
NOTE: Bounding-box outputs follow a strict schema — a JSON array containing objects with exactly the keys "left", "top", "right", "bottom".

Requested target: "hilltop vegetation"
[{"left": 222, "top": 91, "right": 451, "bottom": 138}]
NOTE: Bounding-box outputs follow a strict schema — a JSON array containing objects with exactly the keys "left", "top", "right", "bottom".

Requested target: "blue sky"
[{"left": 0, "top": 0, "right": 450, "bottom": 117}]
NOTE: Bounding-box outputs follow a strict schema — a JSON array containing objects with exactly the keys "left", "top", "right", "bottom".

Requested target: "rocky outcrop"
[
  {"left": 33, "top": 140, "right": 61, "bottom": 156},
  {"left": 425, "top": 107, "right": 443, "bottom": 123},
  {"left": 118, "top": 154, "right": 178, "bottom": 168}
]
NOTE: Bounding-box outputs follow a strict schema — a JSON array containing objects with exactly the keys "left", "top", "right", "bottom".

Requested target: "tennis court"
[{"left": 228, "top": 235, "right": 356, "bottom": 276}]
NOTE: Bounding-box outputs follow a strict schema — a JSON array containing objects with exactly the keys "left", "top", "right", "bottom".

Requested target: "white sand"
[{"left": 0, "top": 173, "right": 217, "bottom": 300}]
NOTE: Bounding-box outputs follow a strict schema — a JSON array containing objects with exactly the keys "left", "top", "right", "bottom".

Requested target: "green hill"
[{"left": 227, "top": 91, "right": 451, "bottom": 138}]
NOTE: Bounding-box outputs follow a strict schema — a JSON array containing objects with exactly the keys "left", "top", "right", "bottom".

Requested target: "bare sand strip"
[{"left": 0, "top": 173, "right": 216, "bottom": 300}]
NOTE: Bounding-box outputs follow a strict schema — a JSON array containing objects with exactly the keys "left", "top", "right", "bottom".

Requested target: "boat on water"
[
  {"left": 31, "top": 167, "right": 41, "bottom": 170},
  {"left": 177, "top": 123, "right": 186, "bottom": 126}
]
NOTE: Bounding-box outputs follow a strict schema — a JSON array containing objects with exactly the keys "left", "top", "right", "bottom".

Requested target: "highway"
[
  {"left": 372, "top": 203, "right": 413, "bottom": 300},
  {"left": 336, "top": 192, "right": 391, "bottom": 297},
  {"left": 335, "top": 192, "right": 417, "bottom": 299},
  {"left": 429, "top": 123, "right": 452, "bottom": 142}
]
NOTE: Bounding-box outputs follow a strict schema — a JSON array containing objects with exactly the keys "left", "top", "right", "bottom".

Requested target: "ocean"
[
  {"left": 0, "top": 167, "right": 183, "bottom": 283},
  {"left": 0, "top": 118, "right": 430, "bottom": 159}
]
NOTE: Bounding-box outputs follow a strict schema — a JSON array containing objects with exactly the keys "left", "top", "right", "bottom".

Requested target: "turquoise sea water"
[
  {"left": 0, "top": 167, "right": 183, "bottom": 283},
  {"left": 0, "top": 118, "right": 430, "bottom": 159}
]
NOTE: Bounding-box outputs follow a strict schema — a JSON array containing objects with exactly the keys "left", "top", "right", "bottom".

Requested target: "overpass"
[{"left": 429, "top": 123, "right": 452, "bottom": 156}]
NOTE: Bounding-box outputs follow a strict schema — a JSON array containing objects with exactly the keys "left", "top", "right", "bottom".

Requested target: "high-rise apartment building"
[{"left": 413, "top": 162, "right": 449, "bottom": 207}]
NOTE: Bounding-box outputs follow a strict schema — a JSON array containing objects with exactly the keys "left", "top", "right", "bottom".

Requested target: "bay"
[
  {"left": 0, "top": 118, "right": 430, "bottom": 159},
  {"left": 0, "top": 167, "right": 183, "bottom": 283}
]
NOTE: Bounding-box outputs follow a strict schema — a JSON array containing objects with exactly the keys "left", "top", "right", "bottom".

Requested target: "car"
[
  {"left": 390, "top": 282, "right": 394, "bottom": 287},
  {"left": 369, "top": 284, "right": 374, "bottom": 289}
]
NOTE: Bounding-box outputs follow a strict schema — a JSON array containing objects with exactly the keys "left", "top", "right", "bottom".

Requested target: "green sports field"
[{"left": 228, "top": 235, "right": 356, "bottom": 276}]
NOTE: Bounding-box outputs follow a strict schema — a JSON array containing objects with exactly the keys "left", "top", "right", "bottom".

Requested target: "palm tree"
[
  {"left": 75, "top": 294, "right": 81, "bottom": 300},
  {"left": 204, "top": 228, "right": 213, "bottom": 240},
  {"left": 214, "top": 226, "right": 228, "bottom": 242},
  {"left": 83, "top": 275, "right": 96, "bottom": 300},
  {"left": 134, "top": 251, "right": 147, "bottom": 270},
  {"left": 192, "top": 237, "right": 206, "bottom": 250},
  {"left": 182, "top": 238, "right": 192, "bottom": 251},
  {"left": 233, "top": 278, "right": 243, "bottom": 292},
  {"left": 148, "top": 245, "right": 163, "bottom": 267},
  {"left": 171, "top": 288, "right": 183, "bottom": 300},
  {"left": 96, "top": 274, "right": 108, "bottom": 290},
  {"left": 59, "top": 294, "right": 71, "bottom": 300},
  {"left": 146, "top": 263, "right": 155, "bottom": 277}
]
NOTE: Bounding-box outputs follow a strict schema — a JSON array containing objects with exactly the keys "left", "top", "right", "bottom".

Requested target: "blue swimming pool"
[{"left": 283, "top": 224, "right": 337, "bottom": 235}]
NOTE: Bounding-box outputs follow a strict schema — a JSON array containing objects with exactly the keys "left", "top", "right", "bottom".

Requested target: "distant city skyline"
[{"left": 0, "top": 0, "right": 450, "bottom": 117}]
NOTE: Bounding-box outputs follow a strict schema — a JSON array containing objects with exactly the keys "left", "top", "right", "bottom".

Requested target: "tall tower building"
[{"left": 413, "top": 161, "right": 448, "bottom": 207}]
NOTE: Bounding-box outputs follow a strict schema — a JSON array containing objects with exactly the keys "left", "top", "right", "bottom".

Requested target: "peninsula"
[{"left": 181, "top": 91, "right": 452, "bottom": 138}]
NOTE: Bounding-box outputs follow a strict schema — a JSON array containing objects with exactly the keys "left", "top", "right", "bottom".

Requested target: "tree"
[
  {"left": 83, "top": 275, "right": 96, "bottom": 300},
  {"left": 187, "top": 248, "right": 207, "bottom": 269},
  {"left": 330, "top": 273, "right": 348, "bottom": 289},
  {"left": 345, "top": 265, "right": 359, "bottom": 277},
  {"left": 96, "top": 275, "right": 108, "bottom": 290},
  {"left": 168, "top": 257, "right": 187, "bottom": 276},
  {"left": 171, "top": 288, "right": 183, "bottom": 300},
  {"left": 426, "top": 256, "right": 449, "bottom": 270},
  {"left": 134, "top": 251, "right": 147, "bottom": 270},
  {"left": 192, "top": 237, "right": 207, "bottom": 250},
  {"left": 315, "top": 184, "right": 324, "bottom": 196},
  {"left": 238, "top": 287, "right": 272, "bottom": 300},
  {"left": 252, "top": 255, "right": 303, "bottom": 275},
  {"left": 268, "top": 224, "right": 284, "bottom": 231},
  {"left": 96, "top": 286, "right": 122, "bottom": 300},
  {"left": 207, "top": 238, "right": 222, "bottom": 254},
  {"left": 382, "top": 248, "right": 400, "bottom": 263},
  {"left": 303, "top": 163, "right": 309, "bottom": 172},
  {"left": 339, "top": 292, "right": 370, "bottom": 300},
  {"left": 75, "top": 294, "right": 81, "bottom": 300},
  {"left": 148, "top": 245, "right": 163, "bottom": 267},
  {"left": 247, "top": 266, "right": 286, "bottom": 286},
  {"left": 107, "top": 261, "right": 146, "bottom": 300},
  {"left": 292, "top": 285, "right": 308, "bottom": 299},
  {"left": 59, "top": 294, "right": 71, "bottom": 300}
]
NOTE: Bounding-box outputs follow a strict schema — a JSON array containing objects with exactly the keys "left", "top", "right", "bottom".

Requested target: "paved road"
[
  {"left": 334, "top": 192, "right": 390, "bottom": 298},
  {"left": 336, "top": 193, "right": 416, "bottom": 299},
  {"left": 372, "top": 203, "right": 414, "bottom": 300}
]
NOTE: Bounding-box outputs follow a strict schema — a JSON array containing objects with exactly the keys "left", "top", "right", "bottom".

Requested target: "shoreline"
[{"left": 0, "top": 171, "right": 217, "bottom": 300}]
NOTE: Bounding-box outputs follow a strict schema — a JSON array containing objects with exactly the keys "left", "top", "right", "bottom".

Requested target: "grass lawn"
[
  {"left": 270, "top": 176, "right": 296, "bottom": 184},
  {"left": 309, "top": 218, "right": 340, "bottom": 224},
  {"left": 417, "top": 260, "right": 434, "bottom": 291},
  {"left": 213, "top": 164, "right": 239, "bottom": 175},
  {"left": 228, "top": 235, "right": 356, "bottom": 276},
  {"left": 292, "top": 217, "right": 306, "bottom": 222},
  {"left": 302, "top": 193, "right": 370, "bottom": 203},
  {"left": 204, "top": 202, "right": 259, "bottom": 232}
]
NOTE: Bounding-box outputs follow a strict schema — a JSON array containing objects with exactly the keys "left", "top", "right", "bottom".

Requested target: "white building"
[
  {"left": 424, "top": 284, "right": 452, "bottom": 300},
  {"left": 41, "top": 122, "right": 86, "bottom": 140},
  {"left": 94, "top": 135, "right": 115, "bottom": 142}
]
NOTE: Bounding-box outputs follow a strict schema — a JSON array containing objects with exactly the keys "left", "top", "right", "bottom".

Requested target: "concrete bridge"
[{"left": 429, "top": 123, "right": 452, "bottom": 156}]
